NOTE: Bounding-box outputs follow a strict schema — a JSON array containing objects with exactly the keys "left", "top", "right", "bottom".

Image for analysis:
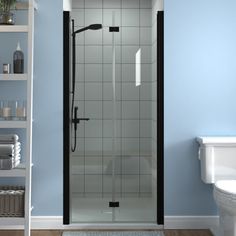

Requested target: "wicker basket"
[{"left": 0, "top": 186, "right": 24, "bottom": 217}]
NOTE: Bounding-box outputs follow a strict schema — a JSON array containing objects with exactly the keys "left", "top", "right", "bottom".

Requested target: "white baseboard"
[{"left": 0, "top": 215, "right": 219, "bottom": 234}]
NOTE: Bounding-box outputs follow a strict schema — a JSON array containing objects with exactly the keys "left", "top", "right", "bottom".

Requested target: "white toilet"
[{"left": 196, "top": 136, "right": 236, "bottom": 236}]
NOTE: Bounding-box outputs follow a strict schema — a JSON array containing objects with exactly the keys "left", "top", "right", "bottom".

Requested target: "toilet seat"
[{"left": 214, "top": 180, "right": 236, "bottom": 206}]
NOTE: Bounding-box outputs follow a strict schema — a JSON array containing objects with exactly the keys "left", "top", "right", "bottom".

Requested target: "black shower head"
[
  {"left": 73, "top": 24, "right": 103, "bottom": 35},
  {"left": 88, "top": 24, "right": 102, "bottom": 30}
]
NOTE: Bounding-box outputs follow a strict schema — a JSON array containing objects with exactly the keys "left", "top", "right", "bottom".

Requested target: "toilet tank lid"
[{"left": 196, "top": 136, "right": 236, "bottom": 145}]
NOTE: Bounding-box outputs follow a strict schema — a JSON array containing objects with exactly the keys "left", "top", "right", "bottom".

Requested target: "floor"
[{"left": 0, "top": 230, "right": 213, "bottom": 236}]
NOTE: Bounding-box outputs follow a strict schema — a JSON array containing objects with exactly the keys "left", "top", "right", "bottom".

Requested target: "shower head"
[{"left": 73, "top": 24, "right": 103, "bottom": 35}]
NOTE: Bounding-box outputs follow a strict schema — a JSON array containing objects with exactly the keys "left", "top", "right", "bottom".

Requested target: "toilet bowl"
[
  {"left": 214, "top": 180, "right": 236, "bottom": 236},
  {"left": 196, "top": 137, "right": 236, "bottom": 236}
]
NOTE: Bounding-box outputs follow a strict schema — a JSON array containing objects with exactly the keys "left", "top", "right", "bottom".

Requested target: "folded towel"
[
  {"left": 0, "top": 144, "right": 14, "bottom": 155},
  {"left": 0, "top": 134, "right": 19, "bottom": 144}
]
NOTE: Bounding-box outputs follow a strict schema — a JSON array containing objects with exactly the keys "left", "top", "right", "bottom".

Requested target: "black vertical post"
[
  {"left": 157, "top": 11, "right": 164, "bottom": 225},
  {"left": 63, "top": 11, "right": 70, "bottom": 225}
]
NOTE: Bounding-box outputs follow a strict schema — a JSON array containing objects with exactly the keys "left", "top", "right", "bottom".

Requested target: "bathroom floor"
[
  {"left": 71, "top": 196, "right": 156, "bottom": 222},
  {"left": 0, "top": 230, "right": 213, "bottom": 236}
]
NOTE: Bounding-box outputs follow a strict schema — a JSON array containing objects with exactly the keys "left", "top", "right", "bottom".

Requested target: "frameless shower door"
[{"left": 69, "top": 0, "right": 157, "bottom": 223}]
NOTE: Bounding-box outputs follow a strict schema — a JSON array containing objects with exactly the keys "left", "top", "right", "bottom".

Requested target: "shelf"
[
  {"left": 0, "top": 74, "right": 27, "bottom": 81},
  {"left": 15, "top": 1, "right": 38, "bottom": 10},
  {"left": 0, "top": 25, "right": 28, "bottom": 33},
  {"left": 0, "top": 164, "right": 26, "bottom": 177},
  {"left": 0, "top": 217, "right": 24, "bottom": 226},
  {"left": 0, "top": 121, "right": 27, "bottom": 129}
]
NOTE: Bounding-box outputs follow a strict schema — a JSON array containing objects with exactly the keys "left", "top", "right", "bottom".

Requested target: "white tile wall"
[
  {"left": 72, "top": 0, "right": 84, "bottom": 9},
  {"left": 85, "top": 64, "right": 103, "bottom": 82},
  {"left": 85, "top": 46, "right": 102, "bottom": 63},
  {"left": 71, "top": 0, "right": 154, "bottom": 196},
  {"left": 122, "top": 27, "right": 140, "bottom": 45},
  {"left": 103, "top": 0, "right": 121, "bottom": 9},
  {"left": 85, "top": 0, "right": 103, "bottom": 8},
  {"left": 122, "top": 9, "right": 139, "bottom": 27},
  {"left": 71, "top": 174, "right": 84, "bottom": 192},
  {"left": 85, "top": 9, "right": 103, "bottom": 26},
  {"left": 85, "top": 101, "right": 102, "bottom": 119}
]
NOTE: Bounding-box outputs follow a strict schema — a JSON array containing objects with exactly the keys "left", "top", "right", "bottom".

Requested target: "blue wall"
[
  {"left": 32, "top": 0, "right": 63, "bottom": 215},
  {"left": 165, "top": 0, "right": 236, "bottom": 215}
]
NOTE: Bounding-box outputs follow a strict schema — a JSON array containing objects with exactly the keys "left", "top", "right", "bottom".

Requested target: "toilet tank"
[{"left": 196, "top": 137, "right": 236, "bottom": 183}]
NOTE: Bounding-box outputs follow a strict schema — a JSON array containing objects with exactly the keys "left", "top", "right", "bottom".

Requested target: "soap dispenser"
[{"left": 13, "top": 42, "right": 24, "bottom": 74}]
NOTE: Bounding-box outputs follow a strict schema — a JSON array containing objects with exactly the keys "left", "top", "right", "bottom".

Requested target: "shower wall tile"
[
  {"left": 75, "top": 64, "right": 85, "bottom": 82},
  {"left": 122, "top": 27, "right": 140, "bottom": 45},
  {"left": 102, "top": 138, "right": 122, "bottom": 156},
  {"left": 85, "top": 82, "right": 102, "bottom": 100},
  {"left": 122, "top": 46, "right": 139, "bottom": 63},
  {"left": 140, "top": 156, "right": 152, "bottom": 174},
  {"left": 122, "top": 156, "right": 139, "bottom": 174},
  {"left": 122, "top": 101, "right": 139, "bottom": 119},
  {"left": 122, "top": 175, "right": 139, "bottom": 193},
  {"left": 122, "top": 9, "right": 139, "bottom": 27},
  {"left": 85, "top": 0, "right": 102, "bottom": 9},
  {"left": 85, "top": 30, "right": 103, "bottom": 45},
  {"left": 76, "top": 46, "right": 84, "bottom": 63},
  {"left": 140, "top": 0, "right": 152, "bottom": 9},
  {"left": 140, "top": 82, "right": 152, "bottom": 101},
  {"left": 103, "top": 9, "right": 121, "bottom": 27},
  {"left": 76, "top": 32, "right": 84, "bottom": 45},
  {"left": 85, "top": 9, "right": 103, "bottom": 26},
  {"left": 71, "top": 174, "right": 84, "bottom": 193},
  {"left": 140, "top": 9, "right": 152, "bottom": 27},
  {"left": 72, "top": 0, "right": 84, "bottom": 9},
  {"left": 140, "top": 175, "right": 152, "bottom": 192},
  {"left": 152, "top": 41, "right": 157, "bottom": 63},
  {"left": 85, "top": 175, "right": 102, "bottom": 193},
  {"left": 141, "top": 64, "right": 152, "bottom": 82},
  {"left": 103, "top": 27, "right": 121, "bottom": 45},
  {"left": 74, "top": 138, "right": 85, "bottom": 154},
  {"left": 103, "top": 101, "right": 121, "bottom": 119},
  {"left": 140, "top": 101, "right": 152, "bottom": 119},
  {"left": 140, "top": 120, "right": 152, "bottom": 138},
  {"left": 122, "top": 138, "right": 139, "bottom": 155},
  {"left": 140, "top": 138, "right": 152, "bottom": 155},
  {"left": 71, "top": 156, "right": 85, "bottom": 174},
  {"left": 103, "top": 46, "right": 121, "bottom": 63},
  {"left": 122, "top": 64, "right": 135, "bottom": 82},
  {"left": 72, "top": 122, "right": 84, "bottom": 138},
  {"left": 103, "top": 120, "right": 121, "bottom": 138},
  {"left": 85, "top": 46, "right": 102, "bottom": 63},
  {"left": 122, "top": 82, "right": 139, "bottom": 101},
  {"left": 85, "top": 64, "right": 103, "bottom": 82},
  {"left": 103, "top": 0, "right": 121, "bottom": 9},
  {"left": 103, "top": 175, "right": 121, "bottom": 193},
  {"left": 152, "top": 81, "right": 157, "bottom": 100},
  {"left": 85, "top": 120, "right": 102, "bottom": 138},
  {"left": 71, "top": 9, "right": 85, "bottom": 27},
  {"left": 103, "top": 82, "right": 121, "bottom": 100},
  {"left": 122, "top": 120, "right": 139, "bottom": 138},
  {"left": 122, "top": 0, "right": 139, "bottom": 9},
  {"left": 75, "top": 82, "right": 84, "bottom": 100},
  {"left": 103, "top": 157, "right": 122, "bottom": 175},
  {"left": 140, "top": 27, "right": 152, "bottom": 45},
  {"left": 85, "top": 138, "right": 102, "bottom": 155},
  {"left": 141, "top": 46, "right": 152, "bottom": 63},
  {"left": 85, "top": 101, "right": 102, "bottom": 119},
  {"left": 85, "top": 156, "right": 102, "bottom": 174},
  {"left": 103, "top": 64, "right": 121, "bottom": 82}
]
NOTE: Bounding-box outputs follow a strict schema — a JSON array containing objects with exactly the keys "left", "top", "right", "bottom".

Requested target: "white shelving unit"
[{"left": 0, "top": 1, "right": 36, "bottom": 236}]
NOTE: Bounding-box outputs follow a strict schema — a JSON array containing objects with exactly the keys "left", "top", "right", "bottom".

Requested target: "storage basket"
[{"left": 0, "top": 186, "right": 24, "bottom": 217}]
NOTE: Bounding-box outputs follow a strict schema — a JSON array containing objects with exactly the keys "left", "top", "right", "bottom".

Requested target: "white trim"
[
  {"left": 165, "top": 216, "right": 219, "bottom": 236},
  {"left": 0, "top": 215, "right": 219, "bottom": 233}
]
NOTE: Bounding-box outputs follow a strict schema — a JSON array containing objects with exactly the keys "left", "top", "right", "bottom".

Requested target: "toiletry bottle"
[{"left": 13, "top": 42, "right": 24, "bottom": 74}]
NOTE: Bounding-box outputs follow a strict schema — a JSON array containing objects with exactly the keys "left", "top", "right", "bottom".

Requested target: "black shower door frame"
[{"left": 63, "top": 10, "right": 164, "bottom": 225}]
